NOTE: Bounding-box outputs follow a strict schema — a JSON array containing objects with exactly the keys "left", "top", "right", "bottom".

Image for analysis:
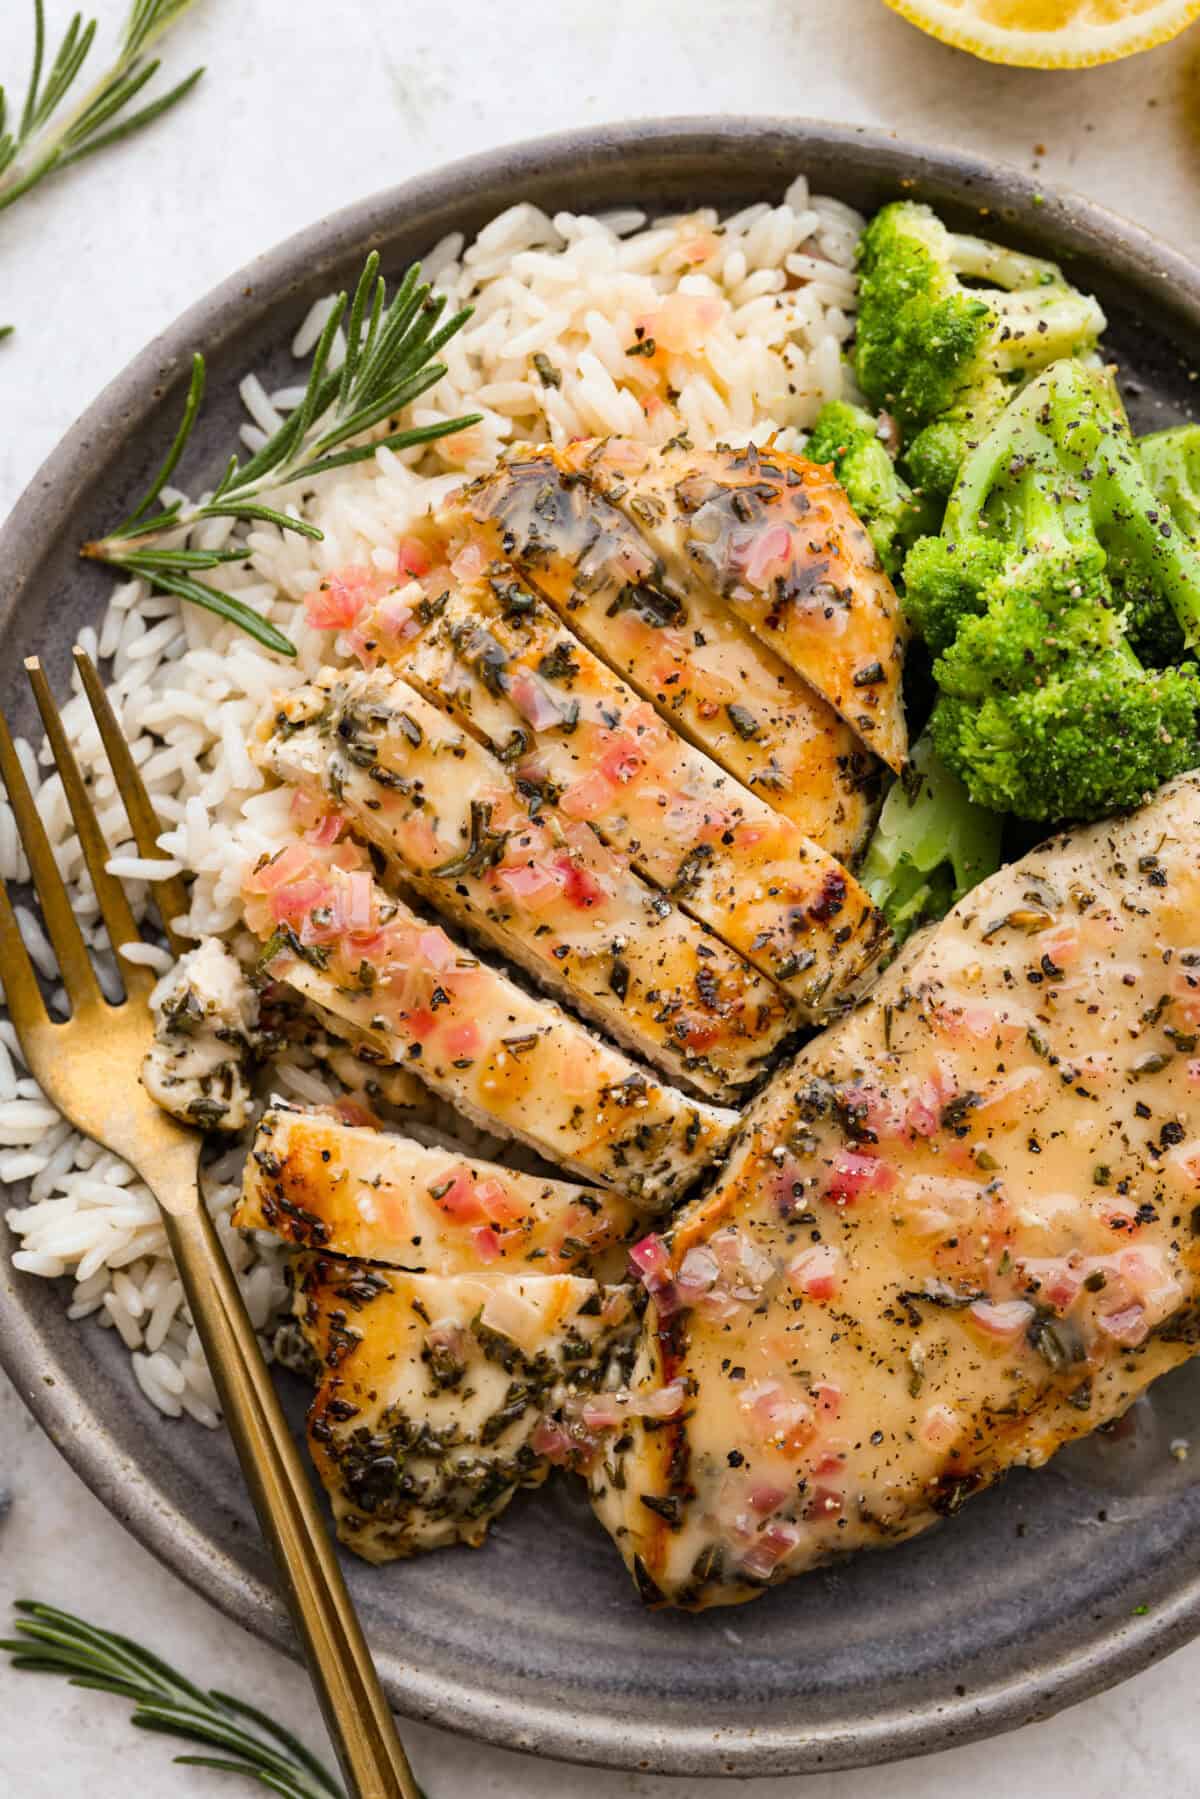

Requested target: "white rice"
[{"left": 2, "top": 175, "right": 863, "bottom": 1423}]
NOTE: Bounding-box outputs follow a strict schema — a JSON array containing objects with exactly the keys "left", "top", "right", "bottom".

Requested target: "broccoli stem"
[
  {"left": 943, "top": 377, "right": 1054, "bottom": 542},
  {"left": 1095, "top": 475, "right": 1200, "bottom": 651},
  {"left": 1140, "top": 426, "right": 1200, "bottom": 544},
  {"left": 859, "top": 732, "right": 1004, "bottom": 944},
  {"left": 944, "top": 362, "right": 1200, "bottom": 652}
]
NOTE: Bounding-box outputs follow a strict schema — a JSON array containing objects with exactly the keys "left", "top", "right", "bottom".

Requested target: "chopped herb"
[
  {"left": 638, "top": 1492, "right": 683, "bottom": 1527},
  {"left": 256, "top": 924, "right": 329, "bottom": 973},
  {"left": 1027, "top": 1309, "right": 1085, "bottom": 1371},
  {"left": 605, "top": 583, "right": 683, "bottom": 628},
  {"left": 537, "top": 642, "right": 580, "bottom": 683},
  {"left": 532, "top": 351, "right": 561, "bottom": 388},
  {"left": 431, "top": 799, "right": 509, "bottom": 879},
  {"left": 497, "top": 727, "right": 529, "bottom": 765}
]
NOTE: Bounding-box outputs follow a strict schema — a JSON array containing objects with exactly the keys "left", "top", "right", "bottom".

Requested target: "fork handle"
[{"left": 158, "top": 1192, "right": 421, "bottom": 1799}]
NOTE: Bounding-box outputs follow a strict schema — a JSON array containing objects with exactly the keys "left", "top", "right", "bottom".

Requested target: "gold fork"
[{"left": 0, "top": 648, "right": 420, "bottom": 1799}]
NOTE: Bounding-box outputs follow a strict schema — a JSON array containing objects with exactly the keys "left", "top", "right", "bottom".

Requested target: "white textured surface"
[{"left": 3, "top": 0, "right": 1200, "bottom": 1791}]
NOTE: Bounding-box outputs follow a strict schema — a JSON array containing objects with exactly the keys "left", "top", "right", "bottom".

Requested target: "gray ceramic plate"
[{"left": 3, "top": 120, "right": 1200, "bottom": 1779}]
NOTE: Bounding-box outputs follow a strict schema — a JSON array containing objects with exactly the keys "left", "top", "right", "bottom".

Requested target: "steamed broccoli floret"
[
  {"left": 899, "top": 532, "right": 1006, "bottom": 655},
  {"left": 1125, "top": 424, "right": 1200, "bottom": 665},
  {"left": 806, "top": 401, "right": 940, "bottom": 574},
  {"left": 922, "top": 361, "right": 1200, "bottom": 821},
  {"left": 1122, "top": 579, "right": 1189, "bottom": 668},
  {"left": 902, "top": 378, "right": 1014, "bottom": 499},
  {"left": 855, "top": 201, "right": 1106, "bottom": 497},
  {"left": 932, "top": 664, "right": 1199, "bottom": 822},
  {"left": 859, "top": 732, "right": 1003, "bottom": 944}
]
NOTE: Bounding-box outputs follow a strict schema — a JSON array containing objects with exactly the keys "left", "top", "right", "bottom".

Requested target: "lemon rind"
[{"left": 883, "top": 0, "right": 1200, "bottom": 69}]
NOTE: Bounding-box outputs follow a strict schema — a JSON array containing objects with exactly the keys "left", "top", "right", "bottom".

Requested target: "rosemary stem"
[
  {"left": 0, "top": 0, "right": 203, "bottom": 215},
  {"left": 81, "top": 248, "right": 479, "bottom": 655}
]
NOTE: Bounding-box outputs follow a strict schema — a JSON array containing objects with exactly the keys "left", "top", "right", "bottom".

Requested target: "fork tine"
[
  {"left": 73, "top": 648, "right": 190, "bottom": 959},
  {"left": 0, "top": 868, "right": 49, "bottom": 1031},
  {"left": 24, "top": 656, "right": 150, "bottom": 995},
  {"left": 0, "top": 701, "right": 102, "bottom": 1012}
]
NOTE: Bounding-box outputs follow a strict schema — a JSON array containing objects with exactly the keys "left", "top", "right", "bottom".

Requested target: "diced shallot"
[
  {"left": 740, "top": 1519, "right": 801, "bottom": 1580},
  {"left": 630, "top": 1232, "right": 672, "bottom": 1285},
  {"left": 396, "top": 536, "right": 432, "bottom": 579},
  {"left": 338, "top": 871, "right": 374, "bottom": 932},
  {"left": 787, "top": 1244, "right": 841, "bottom": 1301},
  {"left": 1098, "top": 1303, "right": 1149, "bottom": 1346},
  {"left": 471, "top": 1225, "right": 502, "bottom": 1264},
  {"left": 450, "top": 541, "right": 486, "bottom": 582},
  {"left": 509, "top": 671, "right": 565, "bottom": 732},
  {"left": 417, "top": 927, "right": 458, "bottom": 973},
  {"left": 675, "top": 1245, "right": 720, "bottom": 1304},
  {"left": 738, "top": 523, "right": 793, "bottom": 588},
  {"left": 304, "top": 566, "right": 377, "bottom": 630},
  {"left": 496, "top": 860, "right": 564, "bottom": 911},
  {"left": 823, "top": 1150, "right": 894, "bottom": 1207},
  {"left": 968, "top": 1299, "right": 1035, "bottom": 1340},
  {"left": 531, "top": 1418, "right": 574, "bottom": 1464},
  {"left": 559, "top": 770, "right": 616, "bottom": 821}
]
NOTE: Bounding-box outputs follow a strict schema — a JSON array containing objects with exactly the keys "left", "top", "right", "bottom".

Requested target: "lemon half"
[{"left": 884, "top": 0, "right": 1200, "bottom": 67}]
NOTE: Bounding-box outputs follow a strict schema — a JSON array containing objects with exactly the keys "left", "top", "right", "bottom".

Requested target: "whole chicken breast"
[
  {"left": 357, "top": 576, "right": 889, "bottom": 1010},
  {"left": 260, "top": 672, "right": 793, "bottom": 1100},
  {"left": 242, "top": 833, "right": 735, "bottom": 1206},
  {"left": 235, "top": 1105, "right": 638, "bottom": 1279},
  {"left": 293, "top": 1256, "right": 634, "bottom": 1560},
  {"left": 441, "top": 454, "right": 882, "bottom": 832},
  {"left": 559, "top": 438, "right": 909, "bottom": 772},
  {"left": 589, "top": 774, "right": 1200, "bottom": 1606}
]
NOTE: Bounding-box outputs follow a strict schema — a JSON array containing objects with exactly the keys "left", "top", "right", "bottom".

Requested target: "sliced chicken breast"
[
  {"left": 357, "top": 577, "right": 889, "bottom": 1011},
  {"left": 588, "top": 773, "right": 1200, "bottom": 1606},
  {"left": 293, "top": 1256, "right": 634, "bottom": 1560},
  {"left": 243, "top": 833, "right": 735, "bottom": 1206},
  {"left": 559, "top": 438, "right": 908, "bottom": 772},
  {"left": 260, "top": 674, "right": 793, "bottom": 1099},
  {"left": 236, "top": 1105, "right": 638, "bottom": 1279},
  {"left": 440, "top": 454, "right": 883, "bottom": 830}
]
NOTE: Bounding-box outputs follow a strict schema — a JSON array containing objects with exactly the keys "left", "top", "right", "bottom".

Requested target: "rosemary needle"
[
  {"left": 1, "top": 1599, "right": 349, "bottom": 1798},
  {"left": 0, "top": 0, "right": 204, "bottom": 217},
  {"left": 82, "top": 250, "right": 481, "bottom": 656}
]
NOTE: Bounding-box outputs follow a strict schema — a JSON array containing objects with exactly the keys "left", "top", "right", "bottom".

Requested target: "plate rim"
[{"left": 4, "top": 114, "right": 1200, "bottom": 1777}]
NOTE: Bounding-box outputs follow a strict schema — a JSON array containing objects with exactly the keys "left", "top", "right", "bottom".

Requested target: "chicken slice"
[
  {"left": 357, "top": 577, "right": 889, "bottom": 1011},
  {"left": 560, "top": 438, "right": 909, "bottom": 772},
  {"left": 235, "top": 1104, "right": 638, "bottom": 1279},
  {"left": 439, "top": 454, "right": 882, "bottom": 832},
  {"left": 143, "top": 938, "right": 261, "bottom": 1133},
  {"left": 242, "top": 832, "right": 735, "bottom": 1206},
  {"left": 292, "top": 1256, "right": 634, "bottom": 1560},
  {"left": 260, "top": 674, "right": 793, "bottom": 1100},
  {"left": 589, "top": 773, "right": 1200, "bottom": 1606}
]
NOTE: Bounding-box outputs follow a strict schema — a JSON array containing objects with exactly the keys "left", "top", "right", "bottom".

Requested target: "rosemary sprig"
[
  {"left": 0, "top": 0, "right": 204, "bottom": 217},
  {"left": 82, "top": 250, "right": 481, "bottom": 657},
  {"left": 1, "top": 1600, "right": 347, "bottom": 1797}
]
